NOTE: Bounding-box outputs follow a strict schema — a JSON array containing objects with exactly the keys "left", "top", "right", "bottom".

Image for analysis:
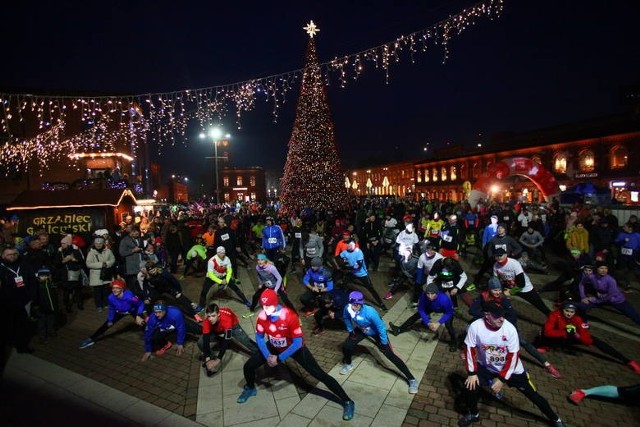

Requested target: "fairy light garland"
[{"left": 0, "top": 0, "right": 503, "bottom": 172}]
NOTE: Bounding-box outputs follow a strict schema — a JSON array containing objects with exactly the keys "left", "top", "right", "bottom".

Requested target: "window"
[
  {"left": 578, "top": 149, "right": 595, "bottom": 172},
  {"left": 485, "top": 161, "right": 493, "bottom": 173},
  {"left": 223, "top": 176, "right": 229, "bottom": 186},
  {"left": 416, "top": 169, "right": 422, "bottom": 183},
  {"left": 472, "top": 162, "right": 480, "bottom": 179},
  {"left": 224, "top": 193, "right": 230, "bottom": 201},
  {"left": 441, "top": 166, "right": 447, "bottom": 182},
  {"left": 432, "top": 168, "right": 438, "bottom": 182},
  {"left": 553, "top": 153, "right": 567, "bottom": 174},
  {"left": 251, "top": 192, "right": 256, "bottom": 200},
  {"left": 250, "top": 176, "right": 256, "bottom": 187},
  {"left": 460, "top": 163, "right": 467, "bottom": 181},
  {"left": 450, "top": 165, "right": 457, "bottom": 181},
  {"left": 424, "top": 168, "right": 429, "bottom": 183},
  {"left": 236, "top": 176, "right": 243, "bottom": 186},
  {"left": 611, "top": 146, "right": 628, "bottom": 169}
]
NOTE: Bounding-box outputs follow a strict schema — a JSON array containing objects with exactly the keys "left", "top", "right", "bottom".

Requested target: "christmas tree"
[{"left": 280, "top": 21, "right": 349, "bottom": 214}]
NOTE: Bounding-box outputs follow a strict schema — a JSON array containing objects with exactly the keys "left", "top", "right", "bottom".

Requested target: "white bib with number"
[
  {"left": 268, "top": 237, "right": 277, "bottom": 244},
  {"left": 622, "top": 247, "right": 633, "bottom": 256},
  {"left": 269, "top": 336, "right": 287, "bottom": 348}
]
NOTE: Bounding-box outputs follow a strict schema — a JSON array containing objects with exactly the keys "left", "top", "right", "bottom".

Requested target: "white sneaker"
[{"left": 339, "top": 363, "right": 353, "bottom": 375}]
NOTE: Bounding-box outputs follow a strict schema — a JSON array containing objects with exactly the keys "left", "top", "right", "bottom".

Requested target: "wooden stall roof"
[{"left": 7, "top": 189, "right": 137, "bottom": 211}]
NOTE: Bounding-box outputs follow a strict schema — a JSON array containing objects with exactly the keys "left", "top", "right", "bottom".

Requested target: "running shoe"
[
  {"left": 388, "top": 322, "right": 401, "bottom": 336},
  {"left": 342, "top": 400, "right": 355, "bottom": 420},
  {"left": 568, "top": 389, "right": 585, "bottom": 405},
  {"left": 628, "top": 360, "right": 640, "bottom": 374},
  {"left": 458, "top": 413, "right": 480, "bottom": 426},
  {"left": 155, "top": 341, "right": 173, "bottom": 356},
  {"left": 303, "top": 309, "right": 317, "bottom": 317},
  {"left": 383, "top": 292, "right": 393, "bottom": 300},
  {"left": 79, "top": 338, "right": 95, "bottom": 350},
  {"left": 408, "top": 379, "right": 418, "bottom": 394},
  {"left": 237, "top": 385, "right": 257, "bottom": 403},
  {"left": 242, "top": 311, "right": 255, "bottom": 319},
  {"left": 545, "top": 364, "right": 561, "bottom": 379},
  {"left": 339, "top": 363, "right": 353, "bottom": 375},
  {"left": 312, "top": 327, "right": 325, "bottom": 336}
]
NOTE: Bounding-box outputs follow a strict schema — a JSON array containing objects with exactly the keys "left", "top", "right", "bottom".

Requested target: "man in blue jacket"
[
  {"left": 141, "top": 300, "right": 199, "bottom": 361},
  {"left": 388, "top": 282, "right": 457, "bottom": 352},
  {"left": 261, "top": 216, "right": 286, "bottom": 261},
  {"left": 339, "top": 241, "right": 387, "bottom": 311},
  {"left": 300, "top": 257, "right": 334, "bottom": 316},
  {"left": 340, "top": 291, "right": 418, "bottom": 394}
]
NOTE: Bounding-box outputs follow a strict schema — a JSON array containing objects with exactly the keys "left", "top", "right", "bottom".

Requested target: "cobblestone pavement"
[{"left": 18, "top": 247, "right": 640, "bottom": 426}]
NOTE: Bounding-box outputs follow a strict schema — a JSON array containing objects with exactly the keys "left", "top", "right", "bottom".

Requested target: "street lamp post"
[{"left": 200, "top": 127, "right": 230, "bottom": 204}]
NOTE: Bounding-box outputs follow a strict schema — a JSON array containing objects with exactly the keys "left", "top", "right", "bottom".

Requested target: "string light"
[{"left": 0, "top": 0, "right": 503, "bottom": 172}]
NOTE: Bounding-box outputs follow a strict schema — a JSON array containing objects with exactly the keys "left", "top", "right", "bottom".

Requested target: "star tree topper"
[{"left": 303, "top": 20, "right": 320, "bottom": 38}]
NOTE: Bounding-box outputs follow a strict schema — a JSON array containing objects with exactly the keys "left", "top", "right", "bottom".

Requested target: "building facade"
[
  {"left": 345, "top": 161, "right": 415, "bottom": 197},
  {"left": 414, "top": 114, "right": 640, "bottom": 206},
  {"left": 220, "top": 166, "right": 266, "bottom": 202}
]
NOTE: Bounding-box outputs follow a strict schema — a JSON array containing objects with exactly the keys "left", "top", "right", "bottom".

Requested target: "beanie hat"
[
  {"left": 311, "top": 257, "right": 323, "bottom": 267},
  {"left": 111, "top": 279, "right": 126, "bottom": 289},
  {"left": 94, "top": 237, "right": 105, "bottom": 245},
  {"left": 260, "top": 288, "right": 278, "bottom": 307},
  {"left": 37, "top": 267, "right": 51, "bottom": 276},
  {"left": 257, "top": 253, "right": 268, "bottom": 261},
  {"left": 216, "top": 246, "right": 226, "bottom": 253},
  {"left": 562, "top": 300, "right": 578, "bottom": 311},
  {"left": 594, "top": 260, "right": 608, "bottom": 269},
  {"left": 487, "top": 277, "right": 502, "bottom": 290},
  {"left": 348, "top": 291, "right": 365, "bottom": 305},
  {"left": 61, "top": 234, "right": 73, "bottom": 245},
  {"left": 424, "top": 283, "right": 439, "bottom": 294},
  {"left": 493, "top": 247, "right": 507, "bottom": 256},
  {"left": 482, "top": 301, "right": 505, "bottom": 317}
]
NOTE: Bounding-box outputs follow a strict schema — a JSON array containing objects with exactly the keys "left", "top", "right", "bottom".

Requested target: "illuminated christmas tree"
[{"left": 280, "top": 21, "right": 349, "bottom": 213}]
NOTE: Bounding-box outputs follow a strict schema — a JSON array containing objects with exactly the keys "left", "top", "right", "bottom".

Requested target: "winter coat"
[{"left": 86, "top": 247, "right": 116, "bottom": 287}]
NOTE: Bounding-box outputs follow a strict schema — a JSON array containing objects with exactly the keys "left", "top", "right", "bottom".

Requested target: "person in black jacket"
[
  {"left": 0, "top": 246, "right": 38, "bottom": 353},
  {"left": 361, "top": 213, "right": 383, "bottom": 272}
]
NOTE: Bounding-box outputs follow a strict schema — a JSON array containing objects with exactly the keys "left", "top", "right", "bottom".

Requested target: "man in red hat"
[
  {"left": 78, "top": 279, "right": 146, "bottom": 349},
  {"left": 237, "top": 289, "right": 356, "bottom": 421}
]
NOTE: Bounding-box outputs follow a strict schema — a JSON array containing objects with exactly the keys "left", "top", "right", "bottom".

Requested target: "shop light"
[{"left": 612, "top": 181, "right": 626, "bottom": 187}]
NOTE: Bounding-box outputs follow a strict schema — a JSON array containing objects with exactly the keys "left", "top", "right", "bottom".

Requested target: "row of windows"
[
  {"left": 222, "top": 176, "right": 257, "bottom": 187},
  {"left": 415, "top": 145, "right": 629, "bottom": 183}
]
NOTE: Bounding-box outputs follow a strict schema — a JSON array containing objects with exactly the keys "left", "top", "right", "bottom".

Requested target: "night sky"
[{"left": 2, "top": 1, "right": 639, "bottom": 188}]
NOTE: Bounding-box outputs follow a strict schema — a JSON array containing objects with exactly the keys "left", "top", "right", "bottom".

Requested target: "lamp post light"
[{"left": 200, "top": 127, "right": 229, "bottom": 205}]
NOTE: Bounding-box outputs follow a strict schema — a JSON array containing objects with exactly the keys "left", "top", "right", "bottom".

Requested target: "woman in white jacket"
[{"left": 85, "top": 237, "right": 116, "bottom": 312}]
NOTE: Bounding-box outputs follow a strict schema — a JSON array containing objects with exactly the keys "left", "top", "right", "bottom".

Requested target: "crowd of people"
[{"left": 2, "top": 195, "right": 640, "bottom": 425}]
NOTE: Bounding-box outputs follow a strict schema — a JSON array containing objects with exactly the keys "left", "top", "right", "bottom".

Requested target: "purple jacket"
[
  {"left": 107, "top": 290, "right": 145, "bottom": 323},
  {"left": 579, "top": 273, "right": 625, "bottom": 304}
]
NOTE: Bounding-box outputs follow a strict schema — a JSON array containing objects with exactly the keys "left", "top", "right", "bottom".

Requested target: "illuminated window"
[
  {"left": 531, "top": 155, "right": 542, "bottom": 165},
  {"left": 553, "top": 153, "right": 567, "bottom": 174},
  {"left": 578, "top": 149, "right": 595, "bottom": 172},
  {"left": 223, "top": 176, "right": 229, "bottom": 186},
  {"left": 417, "top": 169, "right": 422, "bottom": 183},
  {"left": 441, "top": 166, "right": 447, "bottom": 182},
  {"left": 424, "top": 168, "right": 429, "bottom": 183},
  {"left": 611, "top": 146, "right": 628, "bottom": 169},
  {"left": 432, "top": 168, "right": 438, "bottom": 182},
  {"left": 251, "top": 192, "right": 256, "bottom": 200},
  {"left": 450, "top": 165, "right": 457, "bottom": 181},
  {"left": 250, "top": 176, "right": 256, "bottom": 187},
  {"left": 460, "top": 163, "right": 467, "bottom": 181},
  {"left": 224, "top": 193, "right": 230, "bottom": 201},
  {"left": 485, "top": 161, "right": 493, "bottom": 173},
  {"left": 472, "top": 162, "right": 480, "bottom": 178},
  {"left": 236, "top": 176, "right": 243, "bottom": 186}
]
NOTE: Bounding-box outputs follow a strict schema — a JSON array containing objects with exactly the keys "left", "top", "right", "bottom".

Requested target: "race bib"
[
  {"left": 315, "top": 282, "right": 325, "bottom": 290},
  {"left": 221, "top": 233, "right": 230, "bottom": 241},
  {"left": 441, "top": 280, "right": 454, "bottom": 289},
  {"left": 503, "top": 216, "right": 509, "bottom": 221},
  {"left": 443, "top": 235, "right": 452, "bottom": 242},
  {"left": 268, "top": 238, "right": 277, "bottom": 244},
  {"left": 160, "top": 324, "right": 176, "bottom": 332},
  {"left": 269, "top": 336, "right": 287, "bottom": 348},
  {"left": 295, "top": 232, "right": 302, "bottom": 238},
  {"left": 263, "top": 280, "right": 273, "bottom": 288},
  {"left": 306, "top": 247, "right": 317, "bottom": 256},
  {"left": 622, "top": 247, "right": 633, "bottom": 256}
]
